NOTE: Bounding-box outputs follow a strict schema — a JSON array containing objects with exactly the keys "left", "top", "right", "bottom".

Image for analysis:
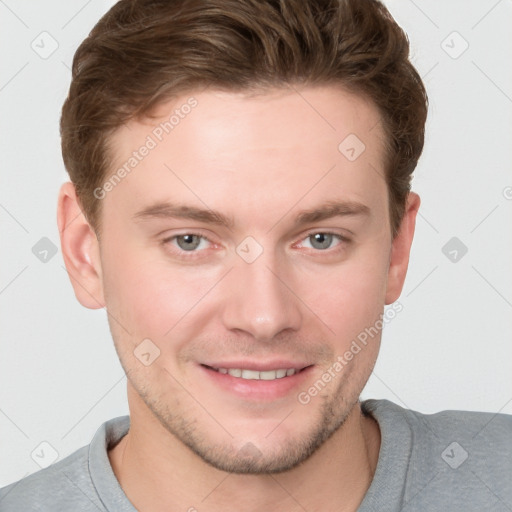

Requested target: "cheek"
[
  {"left": 298, "top": 245, "right": 389, "bottom": 345},
  {"left": 101, "top": 245, "right": 223, "bottom": 339}
]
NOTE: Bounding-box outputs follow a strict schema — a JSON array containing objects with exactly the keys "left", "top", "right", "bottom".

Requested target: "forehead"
[{"left": 104, "top": 86, "right": 388, "bottom": 229}]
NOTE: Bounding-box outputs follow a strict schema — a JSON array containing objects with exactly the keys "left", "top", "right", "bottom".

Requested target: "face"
[{"left": 62, "top": 86, "right": 416, "bottom": 474}]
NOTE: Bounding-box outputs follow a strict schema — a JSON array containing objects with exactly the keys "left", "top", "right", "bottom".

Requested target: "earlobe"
[
  {"left": 384, "top": 192, "right": 421, "bottom": 305},
  {"left": 57, "top": 182, "right": 105, "bottom": 309}
]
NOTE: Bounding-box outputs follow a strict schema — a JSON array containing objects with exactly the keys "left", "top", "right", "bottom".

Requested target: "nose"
[{"left": 220, "top": 249, "right": 303, "bottom": 341}]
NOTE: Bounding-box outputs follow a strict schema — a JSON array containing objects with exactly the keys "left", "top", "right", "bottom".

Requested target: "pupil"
[
  {"left": 311, "top": 233, "right": 332, "bottom": 250},
  {"left": 178, "top": 234, "right": 200, "bottom": 250}
]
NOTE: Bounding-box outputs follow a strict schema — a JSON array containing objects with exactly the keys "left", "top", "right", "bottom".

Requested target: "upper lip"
[{"left": 201, "top": 360, "right": 312, "bottom": 371}]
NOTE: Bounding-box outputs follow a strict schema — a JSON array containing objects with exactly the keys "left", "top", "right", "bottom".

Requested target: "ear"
[
  {"left": 385, "top": 192, "right": 421, "bottom": 304},
  {"left": 57, "top": 182, "right": 105, "bottom": 309}
]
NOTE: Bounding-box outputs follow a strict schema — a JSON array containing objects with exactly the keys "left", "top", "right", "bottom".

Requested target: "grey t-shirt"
[{"left": 1, "top": 399, "right": 510, "bottom": 511}]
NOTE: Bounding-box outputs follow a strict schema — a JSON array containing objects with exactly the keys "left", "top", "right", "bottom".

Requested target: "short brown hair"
[{"left": 60, "top": 0, "right": 428, "bottom": 238}]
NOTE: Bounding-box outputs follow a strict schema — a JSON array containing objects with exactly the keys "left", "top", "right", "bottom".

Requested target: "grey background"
[{"left": 1, "top": 0, "right": 511, "bottom": 486}]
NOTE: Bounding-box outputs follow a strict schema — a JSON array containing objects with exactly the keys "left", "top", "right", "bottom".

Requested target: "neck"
[{"left": 109, "top": 390, "right": 380, "bottom": 512}]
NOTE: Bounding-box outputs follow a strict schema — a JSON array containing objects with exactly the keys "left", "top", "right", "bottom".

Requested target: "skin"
[{"left": 58, "top": 85, "right": 420, "bottom": 512}]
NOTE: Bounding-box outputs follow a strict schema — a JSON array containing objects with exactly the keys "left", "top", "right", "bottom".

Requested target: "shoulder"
[
  {"left": 0, "top": 415, "right": 130, "bottom": 512},
  {"left": 398, "top": 401, "right": 512, "bottom": 459},
  {"left": 362, "top": 399, "right": 512, "bottom": 510},
  {"left": 364, "top": 398, "right": 512, "bottom": 446},
  {"left": 0, "top": 445, "right": 105, "bottom": 512}
]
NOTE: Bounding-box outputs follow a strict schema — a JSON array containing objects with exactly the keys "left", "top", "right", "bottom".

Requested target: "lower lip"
[{"left": 199, "top": 365, "right": 314, "bottom": 401}]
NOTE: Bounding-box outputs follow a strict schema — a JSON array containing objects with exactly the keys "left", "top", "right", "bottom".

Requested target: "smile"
[
  {"left": 209, "top": 367, "right": 300, "bottom": 380},
  {"left": 200, "top": 363, "right": 313, "bottom": 400}
]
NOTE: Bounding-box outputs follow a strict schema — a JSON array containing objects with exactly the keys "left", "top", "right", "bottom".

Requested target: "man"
[{"left": 1, "top": 0, "right": 510, "bottom": 510}]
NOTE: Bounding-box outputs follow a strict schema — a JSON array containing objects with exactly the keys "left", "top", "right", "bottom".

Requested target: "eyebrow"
[
  {"left": 133, "top": 203, "right": 235, "bottom": 229},
  {"left": 294, "top": 200, "right": 370, "bottom": 225},
  {"left": 132, "top": 199, "right": 370, "bottom": 229}
]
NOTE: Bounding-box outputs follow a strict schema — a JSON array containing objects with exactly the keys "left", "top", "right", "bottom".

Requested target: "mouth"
[
  {"left": 203, "top": 365, "right": 307, "bottom": 380},
  {"left": 199, "top": 363, "right": 314, "bottom": 401}
]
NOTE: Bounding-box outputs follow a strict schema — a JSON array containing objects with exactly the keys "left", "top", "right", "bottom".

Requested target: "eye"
[
  {"left": 299, "top": 232, "right": 346, "bottom": 251},
  {"left": 164, "top": 233, "right": 211, "bottom": 252}
]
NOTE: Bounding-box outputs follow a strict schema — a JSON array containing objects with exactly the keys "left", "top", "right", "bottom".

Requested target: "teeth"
[
  {"left": 259, "top": 370, "right": 278, "bottom": 380},
  {"left": 215, "top": 367, "right": 298, "bottom": 380},
  {"left": 242, "top": 369, "right": 260, "bottom": 379}
]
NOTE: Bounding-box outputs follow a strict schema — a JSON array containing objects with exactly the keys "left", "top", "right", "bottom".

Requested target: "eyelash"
[{"left": 161, "top": 230, "right": 351, "bottom": 259}]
